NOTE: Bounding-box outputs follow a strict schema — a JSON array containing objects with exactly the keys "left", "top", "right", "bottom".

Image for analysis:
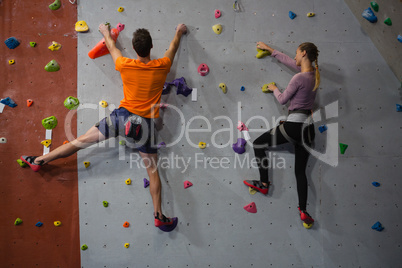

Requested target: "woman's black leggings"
[{"left": 253, "top": 122, "right": 315, "bottom": 211}]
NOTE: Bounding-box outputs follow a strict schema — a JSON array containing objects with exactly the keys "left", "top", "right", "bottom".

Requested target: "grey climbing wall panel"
[{"left": 77, "top": 0, "right": 402, "bottom": 267}]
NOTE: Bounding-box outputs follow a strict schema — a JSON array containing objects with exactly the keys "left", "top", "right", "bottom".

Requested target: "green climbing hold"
[
  {"left": 49, "top": 0, "right": 61, "bottom": 10},
  {"left": 14, "top": 218, "right": 23, "bottom": 225},
  {"left": 64, "top": 96, "right": 80, "bottom": 110},
  {"left": 17, "top": 159, "right": 28, "bottom": 168},
  {"left": 81, "top": 244, "right": 88, "bottom": 250},
  {"left": 103, "top": 201, "right": 109, "bottom": 207},
  {"left": 384, "top": 18, "right": 392, "bottom": 26},
  {"left": 339, "top": 143, "right": 348, "bottom": 154},
  {"left": 42, "top": 116, "right": 58, "bottom": 130},
  {"left": 256, "top": 48, "right": 271, "bottom": 59},
  {"left": 119, "top": 140, "right": 126, "bottom": 146},
  {"left": 370, "top": 2, "right": 379, "bottom": 12},
  {"left": 30, "top": 42, "right": 36, "bottom": 47},
  {"left": 44, "top": 59, "right": 60, "bottom": 72}
]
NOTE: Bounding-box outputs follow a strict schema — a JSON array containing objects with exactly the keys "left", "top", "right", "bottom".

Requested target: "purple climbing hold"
[
  {"left": 157, "top": 142, "right": 166, "bottom": 149},
  {"left": 362, "top": 7, "right": 377, "bottom": 23},
  {"left": 4, "top": 37, "right": 20, "bottom": 49},
  {"left": 144, "top": 178, "right": 150, "bottom": 188},
  {"left": 232, "top": 138, "right": 247, "bottom": 154},
  {"left": 158, "top": 217, "right": 178, "bottom": 232},
  {"left": 172, "top": 77, "right": 193, "bottom": 97},
  {"left": 1, "top": 97, "right": 17, "bottom": 108}
]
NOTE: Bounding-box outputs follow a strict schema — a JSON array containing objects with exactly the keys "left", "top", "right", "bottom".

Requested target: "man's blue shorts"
[{"left": 95, "top": 107, "right": 157, "bottom": 154}]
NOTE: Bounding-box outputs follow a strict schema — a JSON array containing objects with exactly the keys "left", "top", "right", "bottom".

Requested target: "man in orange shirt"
[{"left": 21, "top": 23, "right": 188, "bottom": 229}]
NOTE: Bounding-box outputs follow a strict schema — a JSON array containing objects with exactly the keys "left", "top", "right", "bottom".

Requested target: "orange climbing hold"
[
  {"left": 27, "top": 99, "right": 33, "bottom": 107},
  {"left": 88, "top": 28, "right": 120, "bottom": 59},
  {"left": 63, "top": 140, "right": 69, "bottom": 144},
  {"left": 123, "top": 221, "right": 130, "bottom": 228}
]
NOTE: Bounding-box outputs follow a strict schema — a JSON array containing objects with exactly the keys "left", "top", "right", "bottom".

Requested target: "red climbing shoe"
[
  {"left": 298, "top": 207, "right": 314, "bottom": 224},
  {"left": 20, "top": 156, "right": 44, "bottom": 172},
  {"left": 154, "top": 212, "right": 174, "bottom": 227},
  {"left": 243, "top": 180, "right": 269, "bottom": 195}
]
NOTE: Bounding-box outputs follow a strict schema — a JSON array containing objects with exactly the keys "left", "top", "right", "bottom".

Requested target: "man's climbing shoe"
[
  {"left": 298, "top": 207, "right": 314, "bottom": 225},
  {"left": 243, "top": 180, "right": 269, "bottom": 195},
  {"left": 20, "top": 156, "right": 44, "bottom": 172},
  {"left": 154, "top": 212, "right": 173, "bottom": 227}
]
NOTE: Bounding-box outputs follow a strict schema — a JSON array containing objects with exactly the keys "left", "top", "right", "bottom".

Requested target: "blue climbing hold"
[
  {"left": 362, "top": 7, "right": 377, "bottom": 23},
  {"left": 371, "top": 221, "right": 384, "bottom": 232},
  {"left": 396, "top": 104, "right": 402, "bottom": 112},
  {"left": 372, "top": 182, "right": 380, "bottom": 187},
  {"left": 289, "top": 11, "right": 296, "bottom": 20},
  {"left": 36, "top": 221, "right": 43, "bottom": 227},
  {"left": 143, "top": 178, "right": 150, "bottom": 188},
  {"left": 318, "top": 125, "right": 328, "bottom": 133},
  {"left": 240, "top": 86, "right": 245, "bottom": 91},
  {"left": 398, "top": 35, "right": 402, "bottom": 43},
  {"left": 1, "top": 97, "right": 17, "bottom": 108},
  {"left": 4, "top": 37, "right": 20, "bottom": 49}
]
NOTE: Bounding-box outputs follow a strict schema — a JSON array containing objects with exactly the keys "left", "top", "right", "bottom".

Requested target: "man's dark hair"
[{"left": 132, "top": 28, "right": 152, "bottom": 57}]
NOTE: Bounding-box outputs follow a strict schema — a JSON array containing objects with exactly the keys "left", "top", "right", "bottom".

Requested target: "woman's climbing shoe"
[
  {"left": 243, "top": 180, "right": 269, "bottom": 195},
  {"left": 20, "top": 156, "right": 44, "bottom": 172}
]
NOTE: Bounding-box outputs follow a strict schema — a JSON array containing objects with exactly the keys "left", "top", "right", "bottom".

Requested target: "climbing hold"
[
  {"left": 42, "top": 116, "right": 58, "bottom": 129},
  {"left": 4, "top": 37, "right": 20, "bottom": 49},
  {"left": 159, "top": 103, "right": 168, "bottom": 109},
  {"left": 233, "top": 0, "right": 240, "bottom": 12},
  {"left": 162, "top": 82, "right": 171, "bottom": 95},
  {"left": 8, "top": 59, "right": 15, "bottom": 65},
  {"left": 17, "top": 159, "right": 28, "bottom": 167},
  {"left": 237, "top": 121, "right": 249, "bottom": 132},
  {"left": 63, "top": 140, "right": 69, "bottom": 144},
  {"left": 143, "top": 178, "right": 150, "bottom": 188},
  {"left": 0, "top": 137, "right": 7, "bottom": 143},
  {"left": 240, "top": 86, "right": 245, "bottom": 92},
  {"left": 219, "top": 83, "right": 227, "bottom": 94},
  {"left": 289, "top": 11, "right": 297, "bottom": 20},
  {"left": 41, "top": 139, "right": 52, "bottom": 148},
  {"left": 303, "top": 222, "right": 313, "bottom": 229},
  {"left": 396, "top": 104, "right": 402, "bottom": 112},
  {"left": 198, "top": 142, "right": 206, "bottom": 149},
  {"left": 123, "top": 221, "right": 130, "bottom": 228},
  {"left": 198, "top": 64, "right": 209, "bottom": 76},
  {"left": 232, "top": 138, "right": 247, "bottom": 154},
  {"left": 35, "top": 221, "right": 43, "bottom": 227},
  {"left": 1, "top": 97, "right": 17, "bottom": 108},
  {"left": 339, "top": 143, "right": 348, "bottom": 154},
  {"left": 54, "top": 221, "right": 62, "bottom": 227},
  {"left": 158, "top": 217, "right": 178, "bottom": 232},
  {"left": 169, "top": 77, "right": 193, "bottom": 97},
  {"left": 103, "top": 201, "right": 109, "bottom": 207},
  {"left": 27, "top": 99, "right": 33, "bottom": 107},
  {"left": 384, "top": 18, "right": 392, "bottom": 26},
  {"left": 44, "top": 59, "right": 60, "bottom": 72},
  {"left": 125, "top": 178, "right": 131, "bottom": 185},
  {"left": 30, "top": 42, "right": 36, "bottom": 47},
  {"left": 118, "top": 7, "right": 124, "bottom": 12},
  {"left": 157, "top": 142, "right": 166, "bottom": 149},
  {"left": 256, "top": 48, "right": 271, "bottom": 59},
  {"left": 64, "top": 96, "right": 80, "bottom": 110},
  {"left": 99, "top": 100, "right": 108, "bottom": 108},
  {"left": 318, "top": 125, "right": 328, "bottom": 133},
  {"left": 398, "top": 35, "right": 402, "bottom": 43},
  {"left": 124, "top": 243, "right": 130, "bottom": 248},
  {"left": 88, "top": 27, "right": 120, "bottom": 59},
  {"left": 362, "top": 7, "right": 377, "bottom": 23},
  {"left": 184, "top": 180, "right": 193, "bottom": 189},
  {"left": 14, "top": 218, "right": 23, "bottom": 225},
  {"left": 307, "top": 12, "right": 315, "bottom": 17},
  {"left": 83, "top": 161, "right": 90, "bottom": 168},
  {"left": 262, "top": 83, "right": 275, "bottom": 93},
  {"left": 212, "top": 24, "right": 222, "bottom": 35},
  {"left": 48, "top": 41, "right": 62, "bottom": 51},
  {"left": 370, "top": 2, "right": 379, "bottom": 12},
  {"left": 244, "top": 202, "right": 257, "bottom": 213},
  {"left": 215, "top": 9, "right": 222, "bottom": 18},
  {"left": 249, "top": 187, "right": 257, "bottom": 195},
  {"left": 371, "top": 221, "right": 384, "bottom": 232},
  {"left": 49, "top": 0, "right": 61, "bottom": 10},
  {"left": 119, "top": 140, "right": 126, "bottom": 146},
  {"left": 116, "top": 23, "right": 125, "bottom": 32},
  {"left": 372, "top": 181, "right": 380, "bottom": 187},
  {"left": 75, "top": 21, "right": 89, "bottom": 32},
  {"left": 81, "top": 244, "right": 88, "bottom": 251}
]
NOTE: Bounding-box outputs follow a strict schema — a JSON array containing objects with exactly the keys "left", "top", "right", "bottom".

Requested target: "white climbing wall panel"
[{"left": 77, "top": 0, "right": 402, "bottom": 267}]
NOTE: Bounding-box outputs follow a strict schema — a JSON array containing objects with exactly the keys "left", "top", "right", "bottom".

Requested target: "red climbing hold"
[
  {"left": 27, "top": 99, "right": 33, "bottom": 107},
  {"left": 198, "top": 63, "right": 209, "bottom": 76},
  {"left": 123, "top": 221, "right": 130, "bottom": 228},
  {"left": 184, "top": 180, "right": 193, "bottom": 189},
  {"left": 243, "top": 202, "right": 257, "bottom": 213}
]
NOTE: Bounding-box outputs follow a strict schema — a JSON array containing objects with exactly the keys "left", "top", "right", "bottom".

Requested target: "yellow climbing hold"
[
  {"left": 124, "top": 243, "right": 130, "bottom": 248},
  {"left": 48, "top": 41, "right": 62, "bottom": 51},
  {"left": 262, "top": 82, "right": 275, "bottom": 93},
  {"left": 303, "top": 222, "right": 313, "bottom": 229},
  {"left": 198, "top": 142, "right": 206, "bottom": 149},
  {"left": 219, "top": 83, "right": 227, "bottom": 94},
  {"left": 41, "top": 139, "right": 52, "bottom": 148},
  {"left": 99, "top": 100, "right": 108, "bottom": 108},
  {"left": 75, "top": 20, "right": 89, "bottom": 32},
  {"left": 249, "top": 187, "right": 257, "bottom": 195},
  {"left": 54, "top": 221, "right": 62, "bottom": 227},
  {"left": 8, "top": 59, "right": 15, "bottom": 65},
  {"left": 212, "top": 24, "right": 222, "bottom": 35},
  {"left": 256, "top": 48, "right": 271, "bottom": 59},
  {"left": 83, "top": 161, "right": 90, "bottom": 168},
  {"left": 125, "top": 178, "right": 132, "bottom": 185},
  {"left": 118, "top": 7, "right": 124, "bottom": 12},
  {"left": 307, "top": 12, "right": 315, "bottom": 17}
]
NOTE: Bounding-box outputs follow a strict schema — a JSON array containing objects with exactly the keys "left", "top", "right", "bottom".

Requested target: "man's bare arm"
[
  {"left": 99, "top": 23, "right": 123, "bottom": 64},
  {"left": 164, "top": 24, "right": 187, "bottom": 63}
]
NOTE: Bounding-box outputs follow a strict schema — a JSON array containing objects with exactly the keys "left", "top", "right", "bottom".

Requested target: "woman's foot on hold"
[
  {"left": 154, "top": 212, "right": 173, "bottom": 227},
  {"left": 298, "top": 207, "right": 314, "bottom": 224},
  {"left": 20, "top": 156, "right": 44, "bottom": 172},
  {"left": 243, "top": 180, "right": 269, "bottom": 195}
]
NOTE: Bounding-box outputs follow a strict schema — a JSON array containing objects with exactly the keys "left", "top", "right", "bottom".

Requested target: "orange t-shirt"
[{"left": 115, "top": 56, "right": 171, "bottom": 118}]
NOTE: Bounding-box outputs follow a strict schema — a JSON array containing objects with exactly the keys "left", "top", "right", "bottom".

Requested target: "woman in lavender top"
[{"left": 244, "top": 42, "right": 320, "bottom": 226}]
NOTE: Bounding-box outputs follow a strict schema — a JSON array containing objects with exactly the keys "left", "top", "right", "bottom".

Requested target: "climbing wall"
[
  {"left": 0, "top": 0, "right": 80, "bottom": 267},
  {"left": 77, "top": 0, "right": 402, "bottom": 267}
]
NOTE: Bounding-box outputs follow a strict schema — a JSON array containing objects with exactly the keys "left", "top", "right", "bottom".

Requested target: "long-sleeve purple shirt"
[{"left": 271, "top": 50, "right": 316, "bottom": 111}]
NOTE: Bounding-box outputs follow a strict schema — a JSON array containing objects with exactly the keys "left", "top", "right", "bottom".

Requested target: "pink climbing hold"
[
  {"left": 198, "top": 63, "right": 209, "bottom": 76},
  {"left": 244, "top": 202, "right": 257, "bottom": 213},
  {"left": 237, "top": 121, "right": 249, "bottom": 132},
  {"left": 215, "top": 9, "right": 222, "bottom": 18},
  {"left": 184, "top": 180, "right": 193, "bottom": 189},
  {"left": 116, "top": 23, "right": 125, "bottom": 32}
]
